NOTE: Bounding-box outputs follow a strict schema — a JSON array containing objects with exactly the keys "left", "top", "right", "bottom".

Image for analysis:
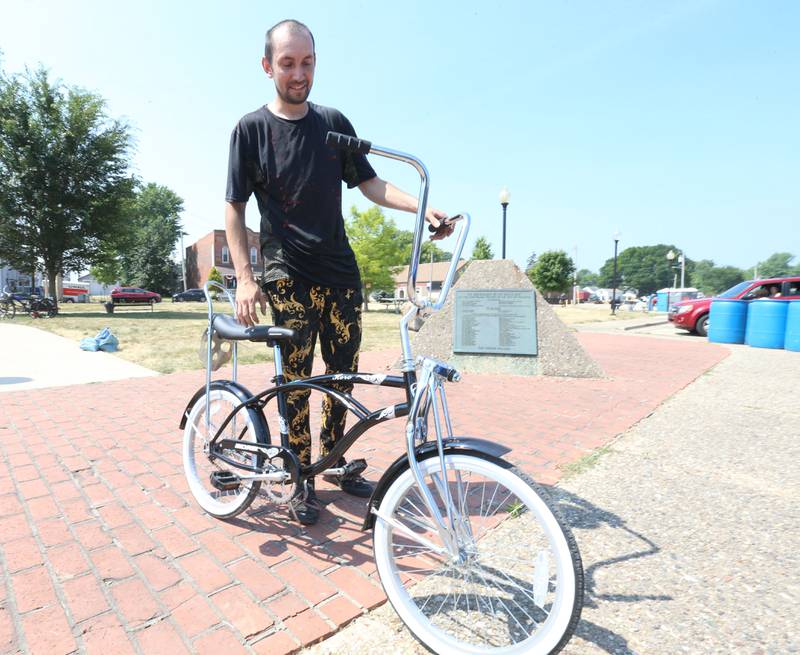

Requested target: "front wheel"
[
  {"left": 182, "top": 385, "right": 266, "bottom": 519},
  {"left": 695, "top": 314, "right": 709, "bottom": 337},
  {"left": 0, "top": 301, "right": 15, "bottom": 319},
  {"left": 373, "top": 453, "right": 583, "bottom": 655}
]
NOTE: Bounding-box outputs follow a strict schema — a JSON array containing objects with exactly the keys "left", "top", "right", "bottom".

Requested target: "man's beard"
[{"left": 277, "top": 83, "right": 311, "bottom": 105}]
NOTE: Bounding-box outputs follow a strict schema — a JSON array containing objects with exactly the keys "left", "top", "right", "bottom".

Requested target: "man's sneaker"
[
  {"left": 290, "top": 479, "right": 320, "bottom": 526},
  {"left": 337, "top": 474, "right": 374, "bottom": 498},
  {"left": 323, "top": 459, "right": 374, "bottom": 498}
]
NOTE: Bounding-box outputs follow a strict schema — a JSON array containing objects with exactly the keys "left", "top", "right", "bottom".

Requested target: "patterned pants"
[{"left": 264, "top": 278, "right": 362, "bottom": 467}]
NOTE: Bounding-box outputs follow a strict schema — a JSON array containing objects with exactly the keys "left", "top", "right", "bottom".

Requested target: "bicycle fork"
[{"left": 373, "top": 357, "right": 469, "bottom": 562}]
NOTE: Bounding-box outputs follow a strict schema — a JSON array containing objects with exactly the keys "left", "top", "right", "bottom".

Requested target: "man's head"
[{"left": 262, "top": 20, "right": 316, "bottom": 106}]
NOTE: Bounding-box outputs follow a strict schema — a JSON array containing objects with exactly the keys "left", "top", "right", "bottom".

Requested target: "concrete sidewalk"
[
  {"left": 306, "top": 343, "right": 800, "bottom": 655},
  {"left": 0, "top": 332, "right": 728, "bottom": 654},
  {"left": 0, "top": 323, "right": 157, "bottom": 392}
]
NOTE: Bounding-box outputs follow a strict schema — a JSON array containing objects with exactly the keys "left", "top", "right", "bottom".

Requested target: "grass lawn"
[
  {"left": 13, "top": 301, "right": 404, "bottom": 374},
  {"left": 11, "top": 299, "right": 651, "bottom": 374}
]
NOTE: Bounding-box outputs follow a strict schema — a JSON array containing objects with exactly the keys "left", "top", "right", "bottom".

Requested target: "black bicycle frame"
[{"left": 207, "top": 369, "right": 419, "bottom": 480}]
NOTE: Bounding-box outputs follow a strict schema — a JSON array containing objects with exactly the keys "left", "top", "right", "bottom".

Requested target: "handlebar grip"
[
  {"left": 433, "top": 362, "right": 461, "bottom": 383},
  {"left": 427, "top": 214, "right": 463, "bottom": 234},
  {"left": 325, "top": 131, "right": 372, "bottom": 156}
]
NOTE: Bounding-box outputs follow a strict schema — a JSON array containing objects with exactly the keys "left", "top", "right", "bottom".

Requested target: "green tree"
[
  {"left": 346, "top": 205, "right": 407, "bottom": 309},
  {"left": 527, "top": 250, "right": 575, "bottom": 293},
  {"left": 690, "top": 259, "right": 746, "bottom": 295},
  {"left": 598, "top": 244, "right": 686, "bottom": 295},
  {"left": 89, "top": 255, "right": 124, "bottom": 286},
  {"left": 207, "top": 266, "right": 224, "bottom": 285},
  {"left": 394, "top": 230, "right": 451, "bottom": 264},
  {"left": 525, "top": 252, "right": 537, "bottom": 273},
  {"left": 755, "top": 252, "right": 796, "bottom": 278},
  {"left": 0, "top": 65, "right": 135, "bottom": 302},
  {"left": 117, "top": 183, "right": 184, "bottom": 293},
  {"left": 575, "top": 268, "right": 599, "bottom": 286},
  {"left": 471, "top": 236, "right": 494, "bottom": 260}
]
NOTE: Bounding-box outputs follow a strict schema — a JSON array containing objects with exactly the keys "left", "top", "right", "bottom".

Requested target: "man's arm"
[
  {"left": 358, "top": 177, "right": 453, "bottom": 240},
  {"left": 225, "top": 201, "right": 267, "bottom": 326}
]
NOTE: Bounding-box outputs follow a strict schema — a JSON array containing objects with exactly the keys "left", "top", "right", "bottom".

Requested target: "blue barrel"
[
  {"left": 745, "top": 300, "right": 789, "bottom": 349},
  {"left": 785, "top": 301, "right": 800, "bottom": 352},
  {"left": 708, "top": 300, "right": 747, "bottom": 344}
]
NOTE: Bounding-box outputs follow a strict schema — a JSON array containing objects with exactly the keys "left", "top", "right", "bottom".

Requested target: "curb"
[{"left": 623, "top": 320, "right": 669, "bottom": 331}]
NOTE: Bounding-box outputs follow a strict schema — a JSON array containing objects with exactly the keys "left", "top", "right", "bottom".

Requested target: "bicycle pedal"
[
  {"left": 210, "top": 470, "right": 241, "bottom": 491},
  {"left": 342, "top": 458, "right": 367, "bottom": 477}
]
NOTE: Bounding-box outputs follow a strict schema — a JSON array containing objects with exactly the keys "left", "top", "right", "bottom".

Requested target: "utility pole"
[
  {"left": 573, "top": 245, "right": 578, "bottom": 304},
  {"left": 180, "top": 232, "right": 187, "bottom": 291}
]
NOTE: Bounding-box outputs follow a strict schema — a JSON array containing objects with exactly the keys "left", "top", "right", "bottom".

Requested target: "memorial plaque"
[{"left": 453, "top": 289, "right": 537, "bottom": 355}]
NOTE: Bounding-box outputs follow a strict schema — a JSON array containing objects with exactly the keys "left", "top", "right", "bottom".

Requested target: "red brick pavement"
[{"left": 0, "top": 332, "right": 727, "bottom": 654}]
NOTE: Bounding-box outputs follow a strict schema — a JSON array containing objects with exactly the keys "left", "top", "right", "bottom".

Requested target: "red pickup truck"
[{"left": 671, "top": 276, "right": 800, "bottom": 336}]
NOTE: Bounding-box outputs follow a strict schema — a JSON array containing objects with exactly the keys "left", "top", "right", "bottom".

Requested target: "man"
[{"left": 224, "top": 19, "right": 450, "bottom": 525}]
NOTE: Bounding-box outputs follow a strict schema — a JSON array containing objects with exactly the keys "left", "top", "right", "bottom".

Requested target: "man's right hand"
[{"left": 235, "top": 278, "right": 267, "bottom": 327}]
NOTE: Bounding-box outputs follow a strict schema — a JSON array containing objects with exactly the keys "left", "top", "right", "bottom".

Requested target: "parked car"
[
  {"left": 111, "top": 287, "right": 161, "bottom": 304},
  {"left": 172, "top": 288, "right": 206, "bottom": 302},
  {"left": 671, "top": 276, "right": 800, "bottom": 336}
]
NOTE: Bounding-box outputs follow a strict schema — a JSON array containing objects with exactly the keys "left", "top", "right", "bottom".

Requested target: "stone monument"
[{"left": 407, "top": 259, "right": 603, "bottom": 378}]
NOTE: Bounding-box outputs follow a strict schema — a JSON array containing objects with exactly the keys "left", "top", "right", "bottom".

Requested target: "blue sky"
[{"left": 1, "top": 0, "right": 797, "bottom": 274}]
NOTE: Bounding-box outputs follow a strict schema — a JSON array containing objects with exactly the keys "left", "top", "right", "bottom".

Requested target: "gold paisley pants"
[{"left": 264, "top": 278, "right": 362, "bottom": 468}]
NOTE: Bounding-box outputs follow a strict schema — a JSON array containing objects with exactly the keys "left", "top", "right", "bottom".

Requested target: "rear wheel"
[
  {"left": 183, "top": 385, "right": 266, "bottom": 519},
  {"left": 0, "top": 301, "right": 14, "bottom": 319},
  {"left": 373, "top": 453, "right": 583, "bottom": 655},
  {"left": 695, "top": 314, "right": 709, "bottom": 337}
]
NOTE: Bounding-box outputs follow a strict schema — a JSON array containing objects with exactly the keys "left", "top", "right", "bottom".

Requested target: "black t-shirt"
[{"left": 225, "top": 103, "right": 376, "bottom": 288}]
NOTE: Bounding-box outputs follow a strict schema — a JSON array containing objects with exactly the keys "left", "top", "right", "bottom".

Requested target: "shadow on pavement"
[
  {"left": 545, "top": 485, "right": 671, "bottom": 655},
  {"left": 221, "top": 477, "right": 669, "bottom": 655}
]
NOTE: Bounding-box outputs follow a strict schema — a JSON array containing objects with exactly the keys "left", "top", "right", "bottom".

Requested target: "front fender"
[{"left": 361, "top": 437, "right": 512, "bottom": 531}]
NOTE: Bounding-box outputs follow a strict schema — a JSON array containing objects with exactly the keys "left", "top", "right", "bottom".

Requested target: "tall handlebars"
[{"left": 325, "top": 131, "right": 471, "bottom": 371}]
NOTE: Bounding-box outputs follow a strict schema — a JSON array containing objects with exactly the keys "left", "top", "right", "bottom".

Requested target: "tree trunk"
[
  {"left": 362, "top": 285, "right": 370, "bottom": 312},
  {"left": 46, "top": 265, "right": 59, "bottom": 307}
]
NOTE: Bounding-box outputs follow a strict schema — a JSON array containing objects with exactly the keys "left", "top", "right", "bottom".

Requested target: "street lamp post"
[
  {"left": 499, "top": 187, "right": 510, "bottom": 259},
  {"left": 611, "top": 232, "right": 620, "bottom": 315},
  {"left": 573, "top": 245, "right": 578, "bottom": 305},
  {"left": 666, "top": 249, "right": 685, "bottom": 291},
  {"left": 666, "top": 250, "right": 674, "bottom": 311}
]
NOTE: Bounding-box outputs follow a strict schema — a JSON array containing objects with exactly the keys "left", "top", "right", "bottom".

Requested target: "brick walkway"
[{"left": 0, "top": 333, "right": 727, "bottom": 654}]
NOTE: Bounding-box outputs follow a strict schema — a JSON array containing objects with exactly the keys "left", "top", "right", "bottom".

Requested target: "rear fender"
[
  {"left": 361, "top": 437, "right": 512, "bottom": 531},
  {"left": 178, "top": 380, "right": 269, "bottom": 445}
]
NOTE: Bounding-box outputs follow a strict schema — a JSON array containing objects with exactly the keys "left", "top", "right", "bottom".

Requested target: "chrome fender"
[{"left": 361, "top": 437, "right": 512, "bottom": 531}]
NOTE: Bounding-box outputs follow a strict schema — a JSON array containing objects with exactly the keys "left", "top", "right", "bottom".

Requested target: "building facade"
[
  {"left": 185, "top": 228, "right": 262, "bottom": 290},
  {"left": 391, "top": 260, "right": 467, "bottom": 301},
  {"left": 0, "top": 265, "right": 43, "bottom": 295}
]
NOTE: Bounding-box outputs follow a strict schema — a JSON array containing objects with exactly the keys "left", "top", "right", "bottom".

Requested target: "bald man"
[{"left": 224, "top": 19, "right": 449, "bottom": 525}]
